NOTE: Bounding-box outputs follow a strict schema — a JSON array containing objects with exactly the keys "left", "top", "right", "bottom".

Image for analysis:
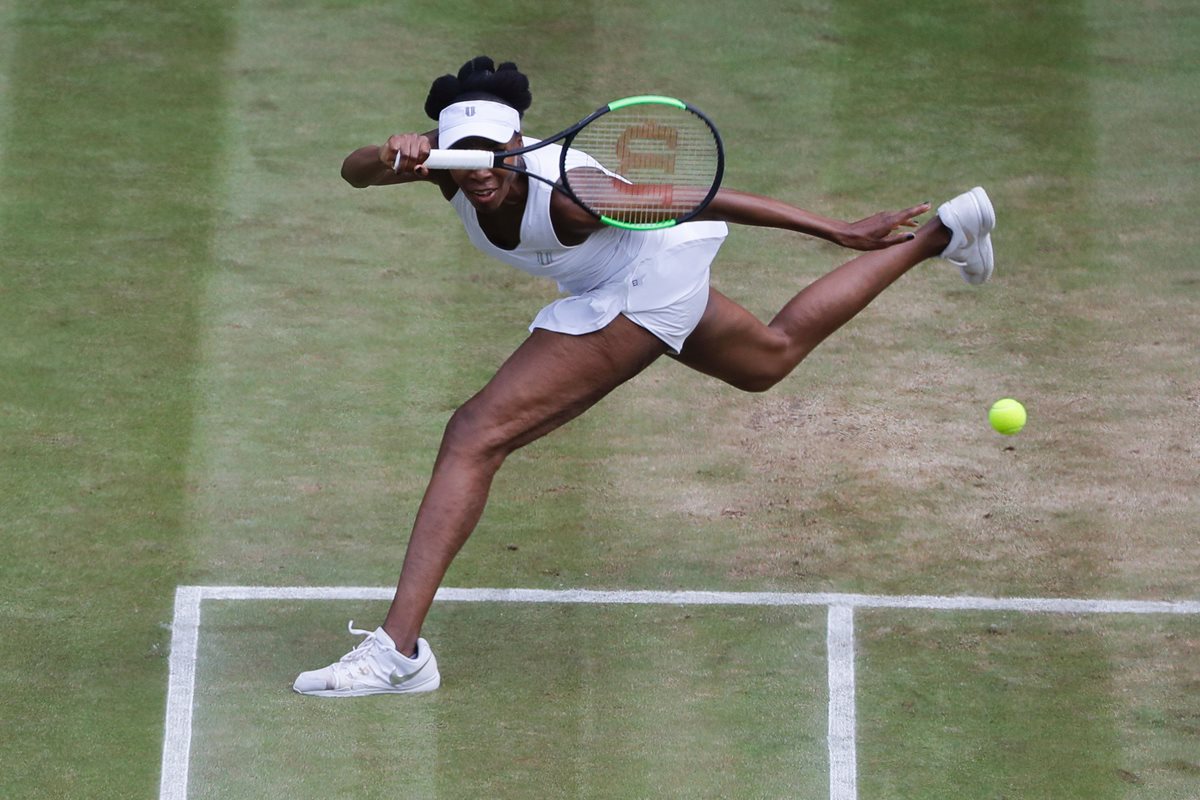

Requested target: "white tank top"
[{"left": 450, "top": 138, "right": 666, "bottom": 294}]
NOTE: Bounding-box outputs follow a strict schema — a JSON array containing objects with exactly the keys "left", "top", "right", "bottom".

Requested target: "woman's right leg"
[{"left": 673, "top": 188, "right": 994, "bottom": 392}]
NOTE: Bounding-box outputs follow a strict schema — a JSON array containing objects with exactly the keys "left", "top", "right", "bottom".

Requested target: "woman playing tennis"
[{"left": 294, "top": 56, "right": 995, "bottom": 695}]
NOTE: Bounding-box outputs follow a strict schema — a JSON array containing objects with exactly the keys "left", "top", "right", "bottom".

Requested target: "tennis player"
[{"left": 293, "top": 56, "right": 995, "bottom": 696}]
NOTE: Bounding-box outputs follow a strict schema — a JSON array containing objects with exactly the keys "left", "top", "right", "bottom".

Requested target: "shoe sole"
[
  {"left": 946, "top": 186, "right": 995, "bottom": 285},
  {"left": 969, "top": 186, "right": 996, "bottom": 232},
  {"left": 294, "top": 673, "right": 441, "bottom": 697}
]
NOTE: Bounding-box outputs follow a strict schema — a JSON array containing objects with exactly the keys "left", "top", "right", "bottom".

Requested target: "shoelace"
[
  {"left": 328, "top": 622, "right": 387, "bottom": 684},
  {"left": 337, "top": 621, "right": 380, "bottom": 662}
]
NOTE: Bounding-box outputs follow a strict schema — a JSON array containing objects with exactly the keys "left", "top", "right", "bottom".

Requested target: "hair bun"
[
  {"left": 425, "top": 56, "right": 532, "bottom": 121},
  {"left": 458, "top": 55, "right": 496, "bottom": 82}
]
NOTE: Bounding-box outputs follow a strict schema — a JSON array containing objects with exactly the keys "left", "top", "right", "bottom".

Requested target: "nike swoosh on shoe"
[{"left": 389, "top": 667, "right": 423, "bottom": 686}]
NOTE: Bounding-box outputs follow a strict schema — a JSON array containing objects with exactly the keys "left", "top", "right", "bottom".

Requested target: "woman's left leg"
[
  {"left": 672, "top": 216, "right": 951, "bottom": 391},
  {"left": 379, "top": 316, "right": 668, "bottom": 656},
  {"left": 294, "top": 316, "right": 668, "bottom": 696}
]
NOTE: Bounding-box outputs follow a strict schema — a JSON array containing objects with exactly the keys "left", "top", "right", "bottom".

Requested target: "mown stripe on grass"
[
  {"left": 0, "top": 1, "right": 233, "bottom": 797},
  {"left": 183, "top": 598, "right": 824, "bottom": 799},
  {"left": 0, "top": 0, "right": 12, "bottom": 164},
  {"left": 177, "top": 4, "right": 607, "bottom": 791},
  {"left": 815, "top": 0, "right": 1110, "bottom": 595},
  {"left": 857, "top": 610, "right": 1123, "bottom": 800},
  {"left": 1083, "top": 3, "right": 1200, "bottom": 794},
  {"left": 821, "top": 4, "right": 1123, "bottom": 797}
]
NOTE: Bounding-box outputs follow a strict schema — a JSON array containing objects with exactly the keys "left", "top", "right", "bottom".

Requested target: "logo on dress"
[
  {"left": 536, "top": 251, "right": 555, "bottom": 266},
  {"left": 465, "top": 106, "right": 476, "bottom": 117}
]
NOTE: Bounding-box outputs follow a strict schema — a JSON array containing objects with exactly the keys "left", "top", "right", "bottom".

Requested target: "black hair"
[{"left": 424, "top": 56, "right": 532, "bottom": 121}]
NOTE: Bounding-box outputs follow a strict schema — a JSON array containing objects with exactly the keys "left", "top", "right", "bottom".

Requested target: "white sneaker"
[
  {"left": 938, "top": 186, "right": 995, "bottom": 284},
  {"left": 293, "top": 622, "right": 440, "bottom": 697}
]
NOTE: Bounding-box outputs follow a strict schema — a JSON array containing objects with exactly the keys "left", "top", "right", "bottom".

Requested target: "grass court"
[{"left": 2, "top": 1, "right": 1198, "bottom": 798}]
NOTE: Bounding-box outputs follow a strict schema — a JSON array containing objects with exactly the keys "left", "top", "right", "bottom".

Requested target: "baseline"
[{"left": 197, "top": 585, "right": 1200, "bottom": 614}]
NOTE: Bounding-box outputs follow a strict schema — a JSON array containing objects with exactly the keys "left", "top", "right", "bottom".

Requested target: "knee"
[
  {"left": 728, "top": 339, "right": 805, "bottom": 393},
  {"left": 440, "top": 400, "right": 516, "bottom": 465},
  {"left": 730, "top": 367, "right": 788, "bottom": 393}
]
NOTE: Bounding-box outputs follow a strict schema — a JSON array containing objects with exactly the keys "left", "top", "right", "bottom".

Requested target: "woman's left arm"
[{"left": 697, "top": 188, "right": 930, "bottom": 251}]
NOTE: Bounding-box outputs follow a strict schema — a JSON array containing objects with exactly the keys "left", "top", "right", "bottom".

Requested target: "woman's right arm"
[{"left": 341, "top": 129, "right": 444, "bottom": 189}]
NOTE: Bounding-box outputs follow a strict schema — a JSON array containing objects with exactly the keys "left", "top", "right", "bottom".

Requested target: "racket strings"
[{"left": 566, "top": 106, "right": 720, "bottom": 226}]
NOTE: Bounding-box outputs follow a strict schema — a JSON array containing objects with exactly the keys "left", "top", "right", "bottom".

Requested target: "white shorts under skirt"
[{"left": 528, "top": 223, "right": 727, "bottom": 354}]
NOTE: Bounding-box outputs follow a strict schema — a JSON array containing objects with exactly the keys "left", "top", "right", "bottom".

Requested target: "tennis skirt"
[{"left": 528, "top": 221, "right": 727, "bottom": 353}]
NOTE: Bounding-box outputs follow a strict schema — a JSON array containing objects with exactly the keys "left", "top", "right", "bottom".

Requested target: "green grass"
[
  {"left": 1, "top": 0, "right": 1198, "bottom": 797},
  {"left": 857, "top": 612, "right": 1200, "bottom": 799},
  {"left": 191, "top": 602, "right": 828, "bottom": 799},
  {"left": 0, "top": 2, "right": 231, "bottom": 796}
]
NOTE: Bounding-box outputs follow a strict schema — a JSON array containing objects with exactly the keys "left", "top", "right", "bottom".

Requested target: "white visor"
[{"left": 438, "top": 100, "right": 521, "bottom": 149}]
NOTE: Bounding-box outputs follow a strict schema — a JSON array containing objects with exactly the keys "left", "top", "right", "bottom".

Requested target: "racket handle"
[{"left": 422, "top": 149, "right": 497, "bottom": 170}]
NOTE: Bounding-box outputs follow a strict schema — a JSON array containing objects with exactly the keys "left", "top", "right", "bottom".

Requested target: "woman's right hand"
[{"left": 382, "top": 133, "right": 432, "bottom": 177}]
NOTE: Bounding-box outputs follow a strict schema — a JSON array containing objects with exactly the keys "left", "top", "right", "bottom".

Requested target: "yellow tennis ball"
[{"left": 989, "top": 398, "right": 1026, "bottom": 435}]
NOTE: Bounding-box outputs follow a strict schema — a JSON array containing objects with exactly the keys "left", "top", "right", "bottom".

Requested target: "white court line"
[
  {"left": 160, "top": 587, "right": 202, "bottom": 800},
  {"left": 827, "top": 606, "right": 857, "bottom": 800},
  {"left": 197, "top": 585, "right": 1200, "bottom": 614},
  {"left": 161, "top": 586, "right": 1200, "bottom": 800}
]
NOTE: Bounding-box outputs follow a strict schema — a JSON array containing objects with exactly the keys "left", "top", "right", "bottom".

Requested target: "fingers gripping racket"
[{"left": 399, "top": 95, "right": 725, "bottom": 231}]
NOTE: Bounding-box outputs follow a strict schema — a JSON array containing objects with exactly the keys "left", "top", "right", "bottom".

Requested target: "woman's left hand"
[{"left": 836, "top": 203, "right": 931, "bottom": 250}]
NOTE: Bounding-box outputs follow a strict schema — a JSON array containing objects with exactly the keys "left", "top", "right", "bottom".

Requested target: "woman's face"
[{"left": 450, "top": 132, "right": 523, "bottom": 213}]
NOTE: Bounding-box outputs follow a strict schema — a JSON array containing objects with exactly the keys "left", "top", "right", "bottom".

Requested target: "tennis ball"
[{"left": 989, "top": 398, "right": 1026, "bottom": 435}]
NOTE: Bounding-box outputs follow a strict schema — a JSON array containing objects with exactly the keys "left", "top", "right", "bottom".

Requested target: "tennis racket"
[{"left": 400, "top": 95, "right": 724, "bottom": 231}]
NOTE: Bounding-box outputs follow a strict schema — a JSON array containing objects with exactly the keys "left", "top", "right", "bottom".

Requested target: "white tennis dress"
[{"left": 449, "top": 137, "right": 728, "bottom": 353}]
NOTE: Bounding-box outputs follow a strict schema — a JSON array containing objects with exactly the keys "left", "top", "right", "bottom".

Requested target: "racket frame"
[{"left": 408, "top": 95, "right": 724, "bottom": 231}]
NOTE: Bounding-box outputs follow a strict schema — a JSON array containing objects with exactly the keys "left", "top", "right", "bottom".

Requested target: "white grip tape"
[{"left": 422, "top": 149, "right": 496, "bottom": 170}]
